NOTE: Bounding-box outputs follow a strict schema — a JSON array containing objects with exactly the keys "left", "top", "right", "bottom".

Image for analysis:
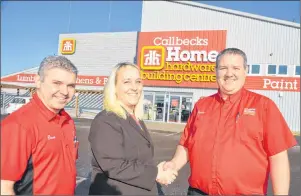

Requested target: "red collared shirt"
[
  {"left": 179, "top": 88, "right": 297, "bottom": 195},
  {"left": 1, "top": 93, "right": 78, "bottom": 195}
]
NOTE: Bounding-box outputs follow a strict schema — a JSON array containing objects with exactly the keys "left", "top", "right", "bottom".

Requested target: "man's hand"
[
  {"left": 1, "top": 180, "right": 15, "bottom": 195},
  {"left": 156, "top": 161, "right": 178, "bottom": 185}
]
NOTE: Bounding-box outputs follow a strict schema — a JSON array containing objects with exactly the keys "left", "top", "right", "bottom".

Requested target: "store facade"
[{"left": 1, "top": 1, "right": 300, "bottom": 133}]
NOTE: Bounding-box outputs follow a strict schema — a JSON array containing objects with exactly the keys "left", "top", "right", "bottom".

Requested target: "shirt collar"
[
  {"left": 32, "top": 93, "right": 70, "bottom": 124},
  {"left": 216, "top": 87, "right": 246, "bottom": 104}
]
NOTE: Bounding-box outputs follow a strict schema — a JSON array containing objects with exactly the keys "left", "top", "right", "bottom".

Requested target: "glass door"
[
  {"left": 154, "top": 95, "right": 164, "bottom": 121},
  {"left": 143, "top": 94, "right": 154, "bottom": 120},
  {"left": 180, "top": 97, "right": 193, "bottom": 123},
  {"left": 168, "top": 96, "right": 180, "bottom": 123}
]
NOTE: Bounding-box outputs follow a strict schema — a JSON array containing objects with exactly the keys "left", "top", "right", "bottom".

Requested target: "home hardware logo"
[
  {"left": 140, "top": 46, "right": 165, "bottom": 70},
  {"left": 60, "top": 38, "right": 76, "bottom": 55},
  {"left": 140, "top": 45, "right": 217, "bottom": 84}
]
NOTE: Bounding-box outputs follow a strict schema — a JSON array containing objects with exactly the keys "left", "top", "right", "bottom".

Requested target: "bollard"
[{"left": 74, "top": 92, "right": 79, "bottom": 118}]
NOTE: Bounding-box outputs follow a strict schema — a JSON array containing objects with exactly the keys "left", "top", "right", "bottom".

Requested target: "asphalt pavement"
[{"left": 73, "top": 118, "right": 300, "bottom": 196}]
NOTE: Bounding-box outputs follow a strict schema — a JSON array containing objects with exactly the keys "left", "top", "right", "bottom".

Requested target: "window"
[
  {"left": 251, "top": 64, "right": 260, "bottom": 74},
  {"left": 267, "top": 64, "right": 288, "bottom": 75},
  {"left": 268, "top": 65, "right": 277, "bottom": 75},
  {"left": 295, "top": 66, "right": 300, "bottom": 76},
  {"left": 278, "top": 65, "right": 288, "bottom": 75}
]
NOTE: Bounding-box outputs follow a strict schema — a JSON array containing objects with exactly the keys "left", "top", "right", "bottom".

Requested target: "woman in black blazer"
[{"left": 88, "top": 62, "right": 177, "bottom": 195}]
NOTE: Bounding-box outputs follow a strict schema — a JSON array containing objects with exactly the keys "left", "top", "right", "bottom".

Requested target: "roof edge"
[
  {"left": 166, "top": 0, "right": 300, "bottom": 29},
  {"left": 1, "top": 66, "right": 39, "bottom": 79},
  {"left": 58, "top": 31, "right": 138, "bottom": 36}
]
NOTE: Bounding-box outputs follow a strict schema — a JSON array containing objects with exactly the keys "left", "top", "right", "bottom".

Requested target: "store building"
[{"left": 1, "top": 1, "right": 300, "bottom": 133}]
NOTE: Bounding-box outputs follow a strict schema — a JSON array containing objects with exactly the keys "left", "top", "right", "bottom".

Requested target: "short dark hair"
[
  {"left": 216, "top": 48, "right": 248, "bottom": 69},
  {"left": 38, "top": 55, "right": 78, "bottom": 81}
]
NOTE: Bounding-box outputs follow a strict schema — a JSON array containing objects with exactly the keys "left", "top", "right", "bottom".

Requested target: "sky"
[{"left": 1, "top": 1, "right": 300, "bottom": 76}]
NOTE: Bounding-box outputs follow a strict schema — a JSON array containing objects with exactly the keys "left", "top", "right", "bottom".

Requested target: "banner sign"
[
  {"left": 1, "top": 73, "right": 299, "bottom": 92},
  {"left": 1, "top": 74, "right": 108, "bottom": 86}
]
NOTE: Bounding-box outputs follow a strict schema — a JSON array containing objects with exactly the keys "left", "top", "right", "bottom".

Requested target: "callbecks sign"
[
  {"left": 1, "top": 73, "right": 299, "bottom": 92},
  {"left": 137, "top": 30, "right": 227, "bottom": 88}
]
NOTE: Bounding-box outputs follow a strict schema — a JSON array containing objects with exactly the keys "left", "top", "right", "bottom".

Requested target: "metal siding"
[
  {"left": 141, "top": 1, "right": 300, "bottom": 65},
  {"left": 140, "top": 1, "right": 299, "bottom": 132},
  {"left": 252, "top": 90, "right": 300, "bottom": 133},
  {"left": 58, "top": 32, "right": 138, "bottom": 76}
]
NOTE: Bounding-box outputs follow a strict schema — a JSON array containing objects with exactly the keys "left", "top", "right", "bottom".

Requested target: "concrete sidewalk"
[{"left": 67, "top": 109, "right": 186, "bottom": 133}]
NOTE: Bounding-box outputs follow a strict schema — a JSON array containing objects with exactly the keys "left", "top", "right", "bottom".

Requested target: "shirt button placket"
[
  {"left": 211, "top": 132, "right": 219, "bottom": 194},
  {"left": 211, "top": 156, "right": 218, "bottom": 194},
  {"left": 211, "top": 103, "right": 227, "bottom": 195}
]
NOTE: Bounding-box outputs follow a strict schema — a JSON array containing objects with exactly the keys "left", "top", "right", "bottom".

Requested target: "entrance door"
[
  {"left": 180, "top": 97, "right": 193, "bottom": 123},
  {"left": 154, "top": 95, "right": 164, "bottom": 121},
  {"left": 143, "top": 94, "right": 154, "bottom": 120},
  {"left": 168, "top": 96, "right": 180, "bottom": 123}
]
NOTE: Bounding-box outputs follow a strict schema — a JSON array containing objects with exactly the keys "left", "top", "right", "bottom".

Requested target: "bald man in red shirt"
[{"left": 159, "top": 48, "right": 297, "bottom": 195}]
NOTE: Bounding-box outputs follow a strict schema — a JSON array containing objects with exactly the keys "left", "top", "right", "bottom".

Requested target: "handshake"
[{"left": 156, "top": 161, "right": 178, "bottom": 185}]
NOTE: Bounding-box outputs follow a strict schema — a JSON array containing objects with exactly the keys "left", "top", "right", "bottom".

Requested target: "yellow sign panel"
[{"left": 140, "top": 46, "right": 165, "bottom": 70}]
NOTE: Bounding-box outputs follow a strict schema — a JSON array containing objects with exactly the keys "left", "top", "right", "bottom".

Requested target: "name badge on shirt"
[{"left": 243, "top": 108, "right": 256, "bottom": 116}]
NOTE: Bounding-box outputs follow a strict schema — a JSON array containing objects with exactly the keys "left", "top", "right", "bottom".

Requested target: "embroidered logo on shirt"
[
  {"left": 47, "top": 135, "right": 56, "bottom": 140},
  {"left": 198, "top": 111, "right": 205, "bottom": 114},
  {"left": 243, "top": 108, "right": 256, "bottom": 116}
]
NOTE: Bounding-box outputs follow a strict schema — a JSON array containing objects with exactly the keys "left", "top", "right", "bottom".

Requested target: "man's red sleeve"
[
  {"left": 1, "top": 121, "right": 34, "bottom": 181},
  {"left": 179, "top": 104, "right": 198, "bottom": 148},
  {"left": 263, "top": 99, "right": 298, "bottom": 157}
]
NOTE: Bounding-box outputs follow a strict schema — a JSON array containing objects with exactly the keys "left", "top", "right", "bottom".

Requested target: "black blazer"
[{"left": 88, "top": 110, "right": 159, "bottom": 195}]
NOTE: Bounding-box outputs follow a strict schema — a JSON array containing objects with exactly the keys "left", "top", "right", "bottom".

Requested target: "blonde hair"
[{"left": 103, "top": 62, "right": 144, "bottom": 120}]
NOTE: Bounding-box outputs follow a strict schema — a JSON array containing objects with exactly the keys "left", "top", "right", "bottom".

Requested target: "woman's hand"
[{"left": 156, "top": 161, "right": 178, "bottom": 185}]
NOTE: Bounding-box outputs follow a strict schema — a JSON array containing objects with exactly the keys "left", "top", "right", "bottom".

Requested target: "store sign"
[
  {"left": 60, "top": 38, "right": 76, "bottom": 55},
  {"left": 137, "top": 30, "right": 227, "bottom": 88},
  {"left": 1, "top": 73, "right": 109, "bottom": 86},
  {"left": 245, "top": 76, "right": 300, "bottom": 91}
]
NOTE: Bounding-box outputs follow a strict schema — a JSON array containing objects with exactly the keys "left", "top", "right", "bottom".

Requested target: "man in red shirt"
[
  {"left": 1, "top": 56, "right": 79, "bottom": 195},
  {"left": 160, "top": 48, "right": 297, "bottom": 195}
]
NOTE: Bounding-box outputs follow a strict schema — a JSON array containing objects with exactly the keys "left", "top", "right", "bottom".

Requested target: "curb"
[{"left": 150, "top": 129, "right": 182, "bottom": 134}]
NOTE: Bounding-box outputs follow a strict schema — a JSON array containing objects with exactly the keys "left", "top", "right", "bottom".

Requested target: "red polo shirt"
[
  {"left": 1, "top": 93, "right": 78, "bottom": 195},
  {"left": 180, "top": 88, "right": 297, "bottom": 195}
]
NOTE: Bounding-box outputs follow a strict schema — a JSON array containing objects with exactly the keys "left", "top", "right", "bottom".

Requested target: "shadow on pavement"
[{"left": 76, "top": 173, "right": 91, "bottom": 195}]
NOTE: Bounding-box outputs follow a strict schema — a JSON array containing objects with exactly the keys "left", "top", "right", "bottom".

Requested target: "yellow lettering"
[
  {"left": 140, "top": 63, "right": 217, "bottom": 84},
  {"left": 190, "top": 74, "right": 197, "bottom": 82},
  {"left": 184, "top": 74, "right": 190, "bottom": 81}
]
